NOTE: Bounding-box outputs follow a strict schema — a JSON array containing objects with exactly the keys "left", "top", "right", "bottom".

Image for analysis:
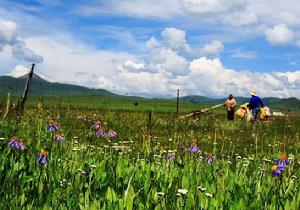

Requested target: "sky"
[{"left": 0, "top": 0, "right": 300, "bottom": 98}]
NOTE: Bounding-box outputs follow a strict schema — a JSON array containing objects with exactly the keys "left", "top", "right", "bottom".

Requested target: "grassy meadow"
[{"left": 0, "top": 95, "right": 300, "bottom": 209}]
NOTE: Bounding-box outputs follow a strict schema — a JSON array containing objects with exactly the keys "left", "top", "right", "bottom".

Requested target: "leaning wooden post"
[{"left": 17, "top": 63, "right": 35, "bottom": 115}]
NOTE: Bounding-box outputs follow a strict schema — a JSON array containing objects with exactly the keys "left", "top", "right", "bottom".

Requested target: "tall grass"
[{"left": 0, "top": 106, "right": 299, "bottom": 209}]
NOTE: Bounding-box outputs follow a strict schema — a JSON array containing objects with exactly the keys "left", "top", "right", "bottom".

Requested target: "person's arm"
[
  {"left": 224, "top": 100, "right": 228, "bottom": 107},
  {"left": 248, "top": 98, "right": 252, "bottom": 109},
  {"left": 259, "top": 97, "right": 264, "bottom": 107},
  {"left": 233, "top": 99, "right": 237, "bottom": 107}
]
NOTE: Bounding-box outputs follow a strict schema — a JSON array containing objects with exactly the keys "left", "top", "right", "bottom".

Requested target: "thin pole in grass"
[
  {"left": 124, "top": 172, "right": 135, "bottom": 202},
  {"left": 148, "top": 112, "right": 152, "bottom": 136},
  {"left": 173, "top": 89, "right": 180, "bottom": 142},
  {"left": 176, "top": 89, "right": 179, "bottom": 119},
  {"left": 3, "top": 92, "right": 11, "bottom": 118}
]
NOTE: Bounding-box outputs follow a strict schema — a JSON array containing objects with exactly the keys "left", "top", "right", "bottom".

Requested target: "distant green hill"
[
  {"left": 180, "top": 96, "right": 300, "bottom": 112},
  {"left": 0, "top": 74, "right": 115, "bottom": 96},
  {"left": 0, "top": 74, "right": 299, "bottom": 112},
  {"left": 180, "top": 95, "right": 215, "bottom": 103}
]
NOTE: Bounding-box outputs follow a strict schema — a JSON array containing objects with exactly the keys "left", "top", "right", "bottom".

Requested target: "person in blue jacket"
[{"left": 248, "top": 90, "right": 264, "bottom": 121}]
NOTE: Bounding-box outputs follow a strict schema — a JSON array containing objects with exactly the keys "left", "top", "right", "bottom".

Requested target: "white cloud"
[
  {"left": 12, "top": 41, "right": 43, "bottom": 63},
  {"left": 9, "top": 65, "right": 29, "bottom": 77},
  {"left": 146, "top": 37, "right": 160, "bottom": 49},
  {"left": 148, "top": 47, "right": 190, "bottom": 75},
  {"left": 1, "top": 10, "right": 300, "bottom": 99},
  {"left": 248, "top": 1, "right": 300, "bottom": 26},
  {"left": 97, "top": 70, "right": 170, "bottom": 97},
  {"left": 94, "top": 55, "right": 300, "bottom": 98},
  {"left": 123, "top": 60, "right": 145, "bottom": 72},
  {"left": 161, "top": 27, "right": 191, "bottom": 54},
  {"left": 115, "top": 0, "right": 181, "bottom": 19},
  {"left": 230, "top": 49, "right": 257, "bottom": 59},
  {"left": 196, "top": 40, "right": 224, "bottom": 57},
  {"left": 180, "top": 0, "right": 247, "bottom": 15},
  {"left": 2, "top": 33, "right": 299, "bottom": 98},
  {"left": 0, "top": 19, "right": 17, "bottom": 44},
  {"left": 77, "top": 0, "right": 181, "bottom": 19},
  {"left": 23, "top": 35, "right": 136, "bottom": 87},
  {"left": 73, "top": 0, "right": 300, "bottom": 48},
  {"left": 159, "top": 28, "right": 223, "bottom": 58},
  {"left": 0, "top": 45, "right": 19, "bottom": 71},
  {"left": 265, "top": 24, "right": 295, "bottom": 45},
  {"left": 71, "top": 72, "right": 97, "bottom": 85},
  {"left": 181, "top": 57, "right": 300, "bottom": 98},
  {"left": 0, "top": 18, "right": 43, "bottom": 63},
  {"left": 224, "top": 11, "right": 257, "bottom": 26}
]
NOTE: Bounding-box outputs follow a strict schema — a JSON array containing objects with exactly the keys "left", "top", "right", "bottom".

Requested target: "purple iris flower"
[
  {"left": 188, "top": 140, "right": 199, "bottom": 152},
  {"left": 48, "top": 120, "right": 59, "bottom": 131},
  {"left": 55, "top": 134, "right": 64, "bottom": 142},
  {"left": 274, "top": 159, "right": 289, "bottom": 169},
  {"left": 205, "top": 154, "right": 216, "bottom": 164},
  {"left": 188, "top": 146, "right": 199, "bottom": 152},
  {"left": 8, "top": 137, "right": 18, "bottom": 149},
  {"left": 92, "top": 120, "right": 102, "bottom": 131},
  {"left": 107, "top": 129, "right": 117, "bottom": 138},
  {"left": 8, "top": 137, "right": 26, "bottom": 150},
  {"left": 15, "top": 140, "right": 26, "bottom": 150},
  {"left": 273, "top": 154, "right": 289, "bottom": 172},
  {"left": 272, "top": 165, "right": 283, "bottom": 176},
  {"left": 38, "top": 155, "right": 48, "bottom": 165},
  {"left": 37, "top": 149, "right": 49, "bottom": 165},
  {"left": 96, "top": 128, "right": 105, "bottom": 137}
]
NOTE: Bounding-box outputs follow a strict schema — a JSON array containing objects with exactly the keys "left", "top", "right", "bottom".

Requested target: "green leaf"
[
  {"left": 21, "top": 193, "right": 26, "bottom": 207},
  {"left": 182, "top": 175, "right": 189, "bottom": 189},
  {"left": 106, "top": 187, "right": 113, "bottom": 202},
  {"left": 126, "top": 196, "right": 133, "bottom": 210},
  {"left": 151, "top": 190, "right": 158, "bottom": 203},
  {"left": 125, "top": 186, "right": 135, "bottom": 210},
  {"left": 186, "top": 194, "right": 194, "bottom": 209}
]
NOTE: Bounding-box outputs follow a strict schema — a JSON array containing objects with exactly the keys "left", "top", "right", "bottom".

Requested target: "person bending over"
[{"left": 249, "top": 90, "right": 264, "bottom": 121}]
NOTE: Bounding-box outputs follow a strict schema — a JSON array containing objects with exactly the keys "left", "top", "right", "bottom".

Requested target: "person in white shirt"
[{"left": 224, "top": 94, "right": 237, "bottom": 120}]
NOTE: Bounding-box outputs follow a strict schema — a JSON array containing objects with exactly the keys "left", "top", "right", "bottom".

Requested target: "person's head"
[
  {"left": 228, "top": 94, "right": 233, "bottom": 100},
  {"left": 250, "top": 90, "right": 257, "bottom": 97}
]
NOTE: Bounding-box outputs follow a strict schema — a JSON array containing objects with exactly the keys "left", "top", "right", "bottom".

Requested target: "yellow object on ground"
[
  {"left": 260, "top": 107, "right": 271, "bottom": 120},
  {"left": 260, "top": 107, "right": 267, "bottom": 120},
  {"left": 246, "top": 108, "right": 254, "bottom": 122},
  {"left": 235, "top": 108, "right": 246, "bottom": 118},
  {"left": 235, "top": 103, "right": 249, "bottom": 118}
]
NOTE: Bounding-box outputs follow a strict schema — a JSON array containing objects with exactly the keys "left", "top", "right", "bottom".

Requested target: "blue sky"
[{"left": 0, "top": 0, "right": 300, "bottom": 98}]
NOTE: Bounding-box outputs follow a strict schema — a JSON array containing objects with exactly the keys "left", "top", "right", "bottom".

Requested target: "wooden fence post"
[{"left": 17, "top": 63, "right": 35, "bottom": 115}]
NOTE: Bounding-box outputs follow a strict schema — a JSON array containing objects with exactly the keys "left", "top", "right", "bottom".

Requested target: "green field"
[
  {"left": 1, "top": 94, "right": 298, "bottom": 114},
  {"left": 0, "top": 97, "right": 300, "bottom": 209},
  {"left": 0, "top": 95, "right": 212, "bottom": 113}
]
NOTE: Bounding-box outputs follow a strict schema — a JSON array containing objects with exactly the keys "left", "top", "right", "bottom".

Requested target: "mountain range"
[
  {"left": 180, "top": 95, "right": 300, "bottom": 111},
  {"left": 0, "top": 74, "right": 299, "bottom": 111},
  {"left": 0, "top": 74, "right": 114, "bottom": 96}
]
